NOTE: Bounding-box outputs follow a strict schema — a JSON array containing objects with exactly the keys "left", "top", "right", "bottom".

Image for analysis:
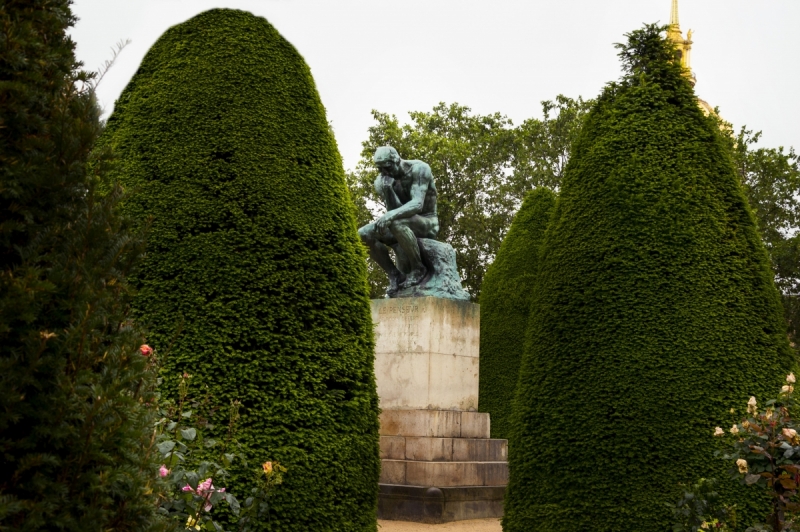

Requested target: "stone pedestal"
[
  {"left": 372, "top": 297, "right": 479, "bottom": 411},
  {"left": 372, "top": 297, "right": 508, "bottom": 524}
]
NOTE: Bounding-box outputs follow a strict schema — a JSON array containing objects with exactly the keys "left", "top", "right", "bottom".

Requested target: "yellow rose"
[
  {"left": 730, "top": 424, "right": 739, "bottom": 435},
  {"left": 713, "top": 427, "right": 725, "bottom": 437},
  {"left": 788, "top": 373, "right": 796, "bottom": 384},
  {"left": 736, "top": 458, "right": 748, "bottom": 474}
]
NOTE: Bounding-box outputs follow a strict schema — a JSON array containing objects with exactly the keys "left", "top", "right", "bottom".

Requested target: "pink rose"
[
  {"left": 140, "top": 344, "right": 153, "bottom": 357},
  {"left": 159, "top": 465, "right": 169, "bottom": 477},
  {"left": 183, "top": 478, "right": 225, "bottom": 512}
]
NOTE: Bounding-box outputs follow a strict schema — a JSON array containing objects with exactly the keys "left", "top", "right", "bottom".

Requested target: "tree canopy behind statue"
[
  {"left": 100, "top": 9, "right": 380, "bottom": 530},
  {"left": 503, "top": 24, "right": 794, "bottom": 531}
]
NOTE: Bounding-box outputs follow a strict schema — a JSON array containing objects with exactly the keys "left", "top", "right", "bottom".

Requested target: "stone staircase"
[{"left": 377, "top": 410, "right": 508, "bottom": 523}]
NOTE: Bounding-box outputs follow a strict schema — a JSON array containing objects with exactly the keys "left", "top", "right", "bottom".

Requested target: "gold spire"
[
  {"left": 670, "top": 0, "right": 680, "bottom": 28},
  {"left": 667, "top": 0, "right": 694, "bottom": 84}
]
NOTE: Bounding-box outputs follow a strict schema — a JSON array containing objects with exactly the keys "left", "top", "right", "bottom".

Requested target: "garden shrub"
[
  {"left": 503, "top": 24, "right": 795, "bottom": 531},
  {"left": 0, "top": 1, "right": 163, "bottom": 530},
  {"left": 100, "top": 9, "right": 380, "bottom": 531},
  {"left": 479, "top": 188, "right": 556, "bottom": 439}
]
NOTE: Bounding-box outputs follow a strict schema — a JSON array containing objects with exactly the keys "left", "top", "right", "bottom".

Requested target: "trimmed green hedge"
[
  {"left": 479, "top": 188, "right": 556, "bottom": 440},
  {"left": 503, "top": 25, "right": 795, "bottom": 531},
  {"left": 0, "top": 2, "right": 162, "bottom": 530},
  {"left": 101, "top": 9, "right": 380, "bottom": 531}
]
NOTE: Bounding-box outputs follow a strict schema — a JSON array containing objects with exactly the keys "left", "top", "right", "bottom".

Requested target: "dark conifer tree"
[
  {"left": 479, "top": 188, "right": 556, "bottom": 439},
  {"left": 0, "top": 2, "right": 163, "bottom": 530},
  {"left": 100, "top": 9, "right": 380, "bottom": 531},
  {"left": 503, "top": 25, "right": 794, "bottom": 531}
]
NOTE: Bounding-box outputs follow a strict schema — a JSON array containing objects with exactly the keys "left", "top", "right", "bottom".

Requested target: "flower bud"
[
  {"left": 730, "top": 424, "right": 739, "bottom": 435},
  {"left": 747, "top": 396, "right": 758, "bottom": 415},
  {"left": 788, "top": 373, "right": 796, "bottom": 384}
]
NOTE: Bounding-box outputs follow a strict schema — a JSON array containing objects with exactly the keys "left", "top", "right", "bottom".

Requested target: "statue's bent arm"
[{"left": 386, "top": 165, "right": 431, "bottom": 222}]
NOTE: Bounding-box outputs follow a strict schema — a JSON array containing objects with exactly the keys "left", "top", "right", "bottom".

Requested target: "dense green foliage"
[
  {"left": 101, "top": 9, "right": 380, "bottom": 531},
  {"left": 478, "top": 188, "right": 555, "bottom": 440},
  {"left": 348, "top": 97, "right": 591, "bottom": 299},
  {"left": 0, "top": 2, "right": 162, "bottom": 530},
  {"left": 503, "top": 25, "right": 795, "bottom": 531}
]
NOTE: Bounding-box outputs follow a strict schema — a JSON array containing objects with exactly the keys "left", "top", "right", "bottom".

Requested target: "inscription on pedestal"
[{"left": 378, "top": 303, "right": 428, "bottom": 316}]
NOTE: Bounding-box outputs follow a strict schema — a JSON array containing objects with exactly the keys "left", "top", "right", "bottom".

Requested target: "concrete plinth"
[
  {"left": 372, "top": 297, "right": 507, "bottom": 524},
  {"left": 372, "top": 297, "right": 479, "bottom": 411}
]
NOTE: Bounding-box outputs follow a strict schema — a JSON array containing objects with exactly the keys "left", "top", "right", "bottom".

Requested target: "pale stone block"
[
  {"left": 380, "top": 460, "right": 407, "bottom": 485},
  {"left": 373, "top": 351, "right": 429, "bottom": 409},
  {"left": 404, "top": 437, "right": 454, "bottom": 462},
  {"left": 427, "top": 353, "right": 479, "bottom": 411},
  {"left": 380, "top": 410, "right": 490, "bottom": 438},
  {"left": 398, "top": 461, "right": 508, "bottom": 487},
  {"left": 460, "top": 412, "right": 491, "bottom": 438},
  {"left": 380, "top": 436, "right": 509, "bottom": 462},
  {"left": 372, "top": 297, "right": 480, "bottom": 410},
  {"left": 380, "top": 436, "right": 406, "bottom": 460}
]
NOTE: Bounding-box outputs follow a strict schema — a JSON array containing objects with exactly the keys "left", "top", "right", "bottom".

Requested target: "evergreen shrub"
[
  {"left": 503, "top": 25, "right": 795, "bottom": 531},
  {"left": 479, "top": 188, "right": 556, "bottom": 439},
  {"left": 0, "top": 1, "right": 163, "bottom": 530},
  {"left": 100, "top": 9, "right": 380, "bottom": 531}
]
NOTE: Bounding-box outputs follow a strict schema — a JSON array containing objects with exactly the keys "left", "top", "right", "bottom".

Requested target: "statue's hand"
[{"left": 375, "top": 214, "right": 393, "bottom": 232}]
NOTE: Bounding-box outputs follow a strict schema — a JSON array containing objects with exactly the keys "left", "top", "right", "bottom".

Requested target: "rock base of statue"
[
  {"left": 392, "top": 239, "right": 470, "bottom": 301},
  {"left": 372, "top": 297, "right": 507, "bottom": 523}
]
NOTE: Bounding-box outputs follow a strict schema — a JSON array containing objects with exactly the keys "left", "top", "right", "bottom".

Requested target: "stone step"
[
  {"left": 381, "top": 436, "right": 507, "bottom": 462},
  {"left": 380, "top": 409, "right": 490, "bottom": 438},
  {"left": 378, "top": 484, "right": 505, "bottom": 524},
  {"left": 380, "top": 459, "right": 508, "bottom": 487}
]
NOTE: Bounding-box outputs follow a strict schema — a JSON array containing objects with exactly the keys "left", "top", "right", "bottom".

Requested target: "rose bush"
[
  {"left": 142, "top": 346, "right": 286, "bottom": 531},
  {"left": 715, "top": 373, "right": 800, "bottom": 531}
]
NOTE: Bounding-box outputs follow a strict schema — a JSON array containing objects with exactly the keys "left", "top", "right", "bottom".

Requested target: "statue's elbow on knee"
[{"left": 358, "top": 226, "right": 372, "bottom": 245}]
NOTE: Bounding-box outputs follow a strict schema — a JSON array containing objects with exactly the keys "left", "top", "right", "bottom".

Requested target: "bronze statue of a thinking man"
[{"left": 358, "top": 146, "right": 439, "bottom": 297}]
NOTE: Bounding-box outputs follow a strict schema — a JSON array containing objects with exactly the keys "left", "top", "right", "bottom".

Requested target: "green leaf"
[
  {"left": 181, "top": 428, "right": 197, "bottom": 441},
  {"left": 157, "top": 440, "right": 176, "bottom": 454},
  {"left": 745, "top": 474, "right": 761, "bottom": 485},
  {"left": 185, "top": 471, "right": 199, "bottom": 489}
]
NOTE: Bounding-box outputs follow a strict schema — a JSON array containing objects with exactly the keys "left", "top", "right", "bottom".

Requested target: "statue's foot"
[
  {"left": 401, "top": 266, "right": 427, "bottom": 288},
  {"left": 385, "top": 272, "right": 406, "bottom": 298}
]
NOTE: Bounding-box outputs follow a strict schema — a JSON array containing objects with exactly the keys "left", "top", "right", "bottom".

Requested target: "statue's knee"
[{"left": 389, "top": 219, "right": 409, "bottom": 233}]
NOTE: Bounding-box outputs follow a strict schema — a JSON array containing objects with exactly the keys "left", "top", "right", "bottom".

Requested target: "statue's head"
[{"left": 373, "top": 146, "right": 401, "bottom": 175}]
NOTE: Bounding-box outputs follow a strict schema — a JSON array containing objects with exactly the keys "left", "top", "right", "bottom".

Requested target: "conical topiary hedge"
[
  {"left": 100, "top": 9, "right": 380, "bottom": 530},
  {"left": 479, "top": 188, "right": 556, "bottom": 440},
  {"left": 503, "top": 25, "right": 794, "bottom": 531}
]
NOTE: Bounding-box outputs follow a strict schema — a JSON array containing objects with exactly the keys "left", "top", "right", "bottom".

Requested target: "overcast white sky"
[{"left": 70, "top": 0, "right": 800, "bottom": 170}]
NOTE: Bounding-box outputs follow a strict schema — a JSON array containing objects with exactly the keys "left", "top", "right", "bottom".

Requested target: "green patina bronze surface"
[{"left": 359, "top": 147, "right": 469, "bottom": 301}]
